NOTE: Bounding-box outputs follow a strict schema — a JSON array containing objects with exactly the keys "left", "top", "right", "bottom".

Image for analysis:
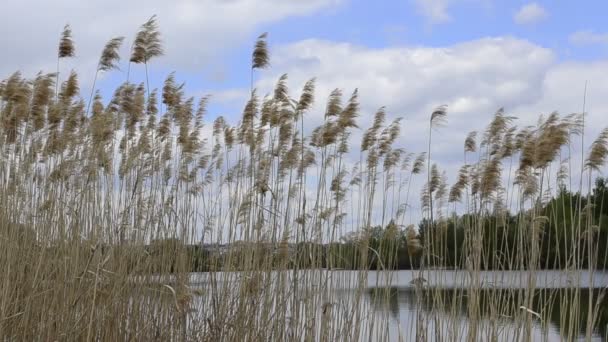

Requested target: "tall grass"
[{"left": 0, "top": 18, "right": 607, "bottom": 341}]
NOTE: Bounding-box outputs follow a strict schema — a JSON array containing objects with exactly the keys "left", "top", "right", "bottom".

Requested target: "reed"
[{"left": 0, "top": 19, "right": 606, "bottom": 342}]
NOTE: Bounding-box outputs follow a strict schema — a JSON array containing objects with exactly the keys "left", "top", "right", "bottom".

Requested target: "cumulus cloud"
[
  {"left": 569, "top": 30, "right": 608, "bottom": 46},
  {"left": 213, "top": 36, "right": 608, "bottom": 221},
  {"left": 513, "top": 60, "right": 608, "bottom": 138},
  {"left": 514, "top": 2, "right": 548, "bottom": 25},
  {"left": 250, "top": 37, "right": 554, "bottom": 162},
  {"left": 0, "top": 0, "right": 341, "bottom": 78}
]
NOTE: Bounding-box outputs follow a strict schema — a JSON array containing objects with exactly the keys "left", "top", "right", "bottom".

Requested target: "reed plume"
[
  {"left": 99, "top": 37, "right": 125, "bottom": 72},
  {"left": 430, "top": 104, "right": 448, "bottom": 127},
  {"left": 464, "top": 131, "right": 477, "bottom": 154},
  {"left": 296, "top": 78, "right": 316, "bottom": 114},
  {"left": 1, "top": 21, "right": 607, "bottom": 342},
  {"left": 586, "top": 127, "right": 608, "bottom": 171},
  {"left": 252, "top": 32, "right": 270, "bottom": 70},
  {"left": 249, "top": 32, "right": 270, "bottom": 95},
  {"left": 426, "top": 105, "right": 447, "bottom": 243},
  {"left": 361, "top": 107, "right": 385, "bottom": 152},
  {"left": 325, "top": 88, "right": 343, "bottom": 118},
  {"left": 56, "top": 24, "right": 75, "bottom": 99},
  {"left": 449, "top": 165, "right": 469, "bottom": 203},
  {"left": 412, "top": 152, "right": 426, "bottom": 174},
  {"left": 87, "top": 37, "right": 125, "bottom": 116},
  {"left": 60, "top": 70, "right": 79, "bottom": 102},
  {"left": 273, "top": 73, "right": 289, "bottom": 105},
  {"left": 338, "top": 89, "right": 359, "bottom": 130},
  {"left": 130, "top": 15, "right": 163, "bottom": 64},
  {"left": 31, "top": 72, "right": 55, "bottom": 131},
  {"left": 58, "top": 24, "right": 76, "bottom": 58},
  {"left": 130, "top": 15, "right": 163, "bottom": 94}
]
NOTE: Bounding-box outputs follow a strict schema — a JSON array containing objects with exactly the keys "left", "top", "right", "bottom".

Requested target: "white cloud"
[
  {"left": 182, "top": 54, "right": 608, "bottom": 236},
  {"left": 411, "top": 0, "right": 494, "bottom": 26},
  {"left": 211, "top": 88, "right": 251, "bottom": 105},
  {"left": 194, "top": 36, "right": 608, "bottom": 228},
  {"left": 512, "top": 60, "right": 608, "bottom": 136},
  {"left": 217, "top": 36, "right": 608, "bottom": 224},
  {"left": 514, "top": 2, "right": 548, "bottom": 25},
  {"left": 0, "top": 0, "right": 341, "bottom": 78},
  {"left": 217, "top": 36, "right": 556, "bottom": 223},
  {"left": 569, "top": 30, "right": 608, "bottom": 46},
  {"left": 413, "top": 0, "right": 451, "bottom": 24},
  {"left": 251, "top": 37, "right": 554, "bottom": 162}
]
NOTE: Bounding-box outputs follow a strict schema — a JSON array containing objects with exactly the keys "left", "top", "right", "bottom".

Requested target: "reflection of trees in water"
[
  {"left": 543, "top": 288, "right": 608, "bottom": 338},
  {"left": 366, "top": 287, "right": 402, "bottom": 319},
  {"left": 364, "top": 287, "right": 608, "bottom": 339}
]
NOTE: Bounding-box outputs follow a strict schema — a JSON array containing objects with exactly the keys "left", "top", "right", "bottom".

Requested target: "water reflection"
[
  {"left": 365, "top": 286, "right": 608, "bottom": 341},
  {"left": 182, "top": 270, "right": 607, "bottom": 341}
]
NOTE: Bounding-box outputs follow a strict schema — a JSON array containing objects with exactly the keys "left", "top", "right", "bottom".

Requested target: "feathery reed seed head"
[
  {"left": 252, "top": 32, "right": 270, "bottom": 69},
  {"left": 130, "top": 15, "right": 163, "bottom": 64},
  {"left": 58, "top": 24, "right": 76, "bottom": 58},
  {"left": 99, "top": 37, "right": 125, "bottom": 71}
]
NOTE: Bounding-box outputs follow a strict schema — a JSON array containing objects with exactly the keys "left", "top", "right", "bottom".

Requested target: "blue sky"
[
  {"left": 259, "top": 0, "right": 606, "bottom": 55},
  {"left": 2, "top": 0, "right": 606, "bottom": 114},
  {"left": 213, "top": 0, "right": 608, "bottom": 91},
  {"left": 159, "top": 0, "right": 608, "bottom": 124}
]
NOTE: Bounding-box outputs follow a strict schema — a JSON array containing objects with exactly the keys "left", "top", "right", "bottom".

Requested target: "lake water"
[{"left": 160, "top": 270, "right": 608, "bottom": 341}]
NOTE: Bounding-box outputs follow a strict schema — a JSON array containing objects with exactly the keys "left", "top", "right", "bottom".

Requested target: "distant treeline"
[
  {"left": 132, "top": 178, "right": 608, "bottom": 273},
  {"left": 11, "top": 178, "right": 606, "bottom": 273}
]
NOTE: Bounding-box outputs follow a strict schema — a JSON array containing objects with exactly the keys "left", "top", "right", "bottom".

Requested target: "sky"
[{"left": 1, "top": 0, "right": 608, "bottom": 222}]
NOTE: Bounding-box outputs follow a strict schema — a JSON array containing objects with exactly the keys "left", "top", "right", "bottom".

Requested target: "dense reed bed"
[{"left": 1, "top": 16, "right": 607, "bottom": 341}]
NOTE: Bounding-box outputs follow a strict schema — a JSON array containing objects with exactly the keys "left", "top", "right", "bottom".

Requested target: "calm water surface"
[{"left": 181, "top": 270, "right": 608, "bottom": 341}]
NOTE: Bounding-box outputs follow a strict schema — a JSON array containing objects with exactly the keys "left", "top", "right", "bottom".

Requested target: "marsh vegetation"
[{"left": 0, "top": 16, "right": 607, "bottom": 341}]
